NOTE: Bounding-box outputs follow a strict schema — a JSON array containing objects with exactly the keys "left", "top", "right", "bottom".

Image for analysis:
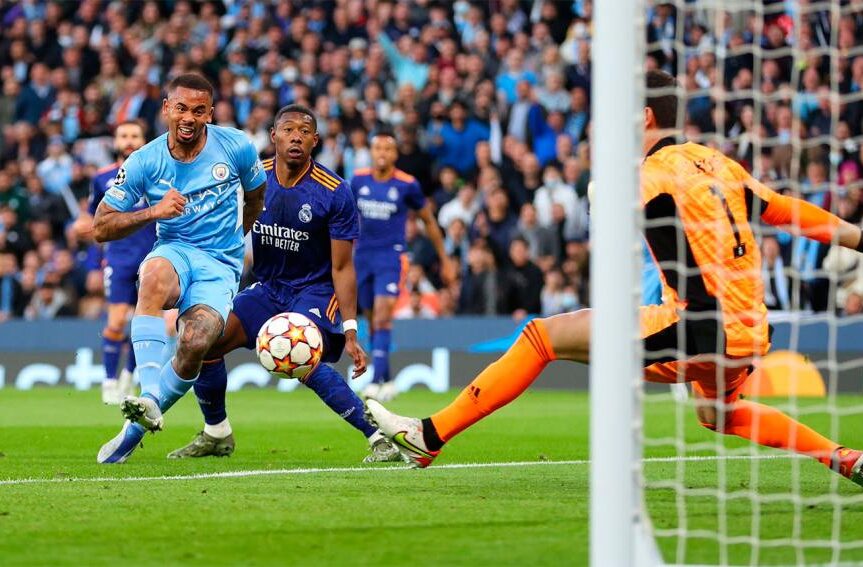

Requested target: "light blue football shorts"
[{"left": 143, "top": 242, "right": 239, "bottom": 326}]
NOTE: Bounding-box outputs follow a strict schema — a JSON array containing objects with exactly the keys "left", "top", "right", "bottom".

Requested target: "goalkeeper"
[{"left": 368, "top": 70, "right": 863, "bottom": 484}]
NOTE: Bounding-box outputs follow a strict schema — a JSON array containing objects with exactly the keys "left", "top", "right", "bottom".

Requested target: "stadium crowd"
[{"left": 0, "top": 0, "right": 862, "bottom": 322}]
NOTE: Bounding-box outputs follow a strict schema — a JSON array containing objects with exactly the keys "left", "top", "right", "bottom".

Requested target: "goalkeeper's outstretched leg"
[{"left": 367, "top": 309, "right": 863, "bottom": 485}]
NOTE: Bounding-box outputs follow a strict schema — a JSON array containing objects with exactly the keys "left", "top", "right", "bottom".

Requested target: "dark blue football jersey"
[
  {"left": 251, "top": 159, "right": 359, "bottom": 298},
  {"left": 350, "top": 168, "right": 425, "bottom": 253},
  {"left": 89, "top": 163, "right": 156, "bottom": 266}
]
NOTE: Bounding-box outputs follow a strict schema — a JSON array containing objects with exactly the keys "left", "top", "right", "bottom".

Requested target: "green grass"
[{"left": 1, "top": 389, "right": 862, "bottom": 565}]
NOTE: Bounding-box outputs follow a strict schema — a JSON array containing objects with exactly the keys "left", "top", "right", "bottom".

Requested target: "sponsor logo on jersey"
[
  {"left": 298, "top": 203, "right": 313, "bottom": 223},
  {"left": 252, "top": 220, "right": 310, "bottom": 252},
  {"left": 112, "top": 167, "right": 126, "bottom": 186},
  {"left": 212, "top": 163, "right": 230, "bottom": 181},
  {"left": 357, "top": 198, "right": 398, "bottom": 220}
]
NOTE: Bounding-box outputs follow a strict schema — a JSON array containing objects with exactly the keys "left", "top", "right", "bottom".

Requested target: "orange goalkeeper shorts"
[{"left": 640, "top": 304, "right": 751, "bottom": 403}]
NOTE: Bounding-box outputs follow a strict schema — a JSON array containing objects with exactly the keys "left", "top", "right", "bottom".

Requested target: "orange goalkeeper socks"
[
  {"left": 427, "top": 320, "right": 556, "bottom": 447},
  {"left": 720, "top": 400, "right": 839, "bottom": 466}
]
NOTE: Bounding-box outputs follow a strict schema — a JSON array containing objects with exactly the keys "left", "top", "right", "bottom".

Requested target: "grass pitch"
[{"left": 1, "top": 388, "right": 862, "bottom": 566}]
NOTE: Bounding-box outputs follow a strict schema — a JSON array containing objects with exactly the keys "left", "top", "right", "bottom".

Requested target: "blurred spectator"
[
  {"left": 0, "top": 251, "right": 24, "bottom": 320},
  {"left": 541, "top": 268, "right": 579, "bottom": 316},
  {"left": 429, "top": 99, "right": 490, "bottom": 175},
  {"left": 342, "top": 127, "right": 372, "bottom": 180},
  {"left": 536, "top": 71, "right": 570, "bottom": 113},
  {"left": 762, "top": 236, "right": 793, "bottom": 311},
  {"left": 394, "top": 286, "right": 438, "bottom": 320},
  {"left": 405, "top": 216, "right": 436, "bottom": 277},
  {"left": 0, "top": 169, "right": 27, "bottom": 218},
  {"left": 459, "top": 241, "right": 501, "bottom": 315},
  {"left": 564, "top": 87, "right": 589, "bottom": 143},
  {"left": 794, "top": 160, "right": 833, "bottom": 311},
  {"left": 375, "top": 28, "right": 429, "bottom": 90},
  {"left": 0, "top": 1, "right": 857, "bottom": 322},
  {"left": 505, "top": 80, "right": 534, "bottom": 143},
  {"left": 36, "top": 138, "right": 73, "bottom": 196},
  {"left": 431, "top": 166, "right": 462, "bottom": 210},
  {"left": 26, "top": 176, "right": 69, "bottom": 235},
  {"left": 395, "top": 126, "right": 433, "bottom": 195},
  {"left": 444, "top": 217, "right": 471, "bottom": 271},
  {"left": 438, "top": 183, "right": 480, "bottom": 231},
  {"left": 500, "top": 236, "right": 543, "bottom": 318},
  {"left": 24, "top": 272, "right": 74, "bottom": 320},
  {"left": 516, "top": 202, "right": 559, "bottom": 263},
  {"left": 15, "top": 63, "right": 55, "bottom": 125},
  {"left": 474, "top": 188, "right": 516, "bottom": 263},
  {"left": 495, "top": 50, "right": 537, "bottom": 105}
]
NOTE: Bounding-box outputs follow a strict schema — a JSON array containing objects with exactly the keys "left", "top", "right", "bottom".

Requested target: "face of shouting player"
[
  {"left": 114, "top": 122, "right": 146, "bottom": 159},
  {"left": 370, "top": 135, "right": 398, "bottom": 172},
  {"left": 163, "top": 86, "right": 213, "bottom": 147},
  {"left": 271, "top": 112, "right": 318, "bottom": 169}
]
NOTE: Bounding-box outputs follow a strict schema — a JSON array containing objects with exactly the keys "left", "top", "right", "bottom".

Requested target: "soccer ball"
[{"left": 256, "top": 312, "right": 324, "bottom": 380}]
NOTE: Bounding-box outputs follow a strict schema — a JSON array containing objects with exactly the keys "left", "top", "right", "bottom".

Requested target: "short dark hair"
[
  {"left": 115, "top": 119, "right": 146, "bottom": 136},
  {"left": 273, "top": 104, "right": 317, "bottom": 131},
  {"left": 166, "top": 73, "right": 214, "bottom": 100},
  {"left": 370, "top": 126, "right": 396, "bottom": 141},
  {"left": 645, "top": 70, "right": 678, "bottom": 129},
  {"left": 510, "top": 235, "right": 529, "bottom": 248}
]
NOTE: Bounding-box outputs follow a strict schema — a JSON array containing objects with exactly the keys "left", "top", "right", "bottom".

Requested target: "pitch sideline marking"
[{"left": 0, "top": 454, "right": 793, "bottom": 487}]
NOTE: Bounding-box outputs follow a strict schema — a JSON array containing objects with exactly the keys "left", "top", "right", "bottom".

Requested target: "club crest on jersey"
[
  {"left": 359, "top": 186, "right": 371, "bottom": 196},
  {"left": 212, "top": 163, "right": 230, "bottom": 181},
  {"left": 298, "top": 203, "right": 313, "bottom": 223},
  {"left": 112, "top": 167, "right": 126, "bottom": 186},
  {"left": 388, "top": 187, "right": 398, "bottom": 201}
]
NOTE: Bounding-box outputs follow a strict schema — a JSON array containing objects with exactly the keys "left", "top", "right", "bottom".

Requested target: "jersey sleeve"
[
  {"left": 405, "top": 179, "right": 426, "bottom": 210},
  {"left": 101, "top": 152, "right": 146, "bottom": 212},
  {"left": 328, "top": 182, "right": 360, "bottom": 241},
  {"left": 755, "top": 182, "right": 841, "bottom": 243},
  {"left": 88, "top": 174, "right": 106, "bottom": 216},
  {"left": 730, "top": 161, "right": 842, "bottom": 244},
  {"left": 236, "top": 137, "right": 266, "bottom": 191}
]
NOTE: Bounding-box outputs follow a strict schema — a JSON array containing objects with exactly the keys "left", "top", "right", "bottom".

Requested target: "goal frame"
[{"left": 589, "top": 0, "right": 663, "bottom": 565}]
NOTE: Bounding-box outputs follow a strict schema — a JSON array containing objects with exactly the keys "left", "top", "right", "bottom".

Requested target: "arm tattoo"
[{"left": 93, "top": 201, "right": 155, "bottom": 242}]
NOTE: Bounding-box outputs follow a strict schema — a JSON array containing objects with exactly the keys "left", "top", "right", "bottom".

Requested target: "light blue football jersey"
[{"left": 103, "top": 124, "right": 266, "bottom": 277}]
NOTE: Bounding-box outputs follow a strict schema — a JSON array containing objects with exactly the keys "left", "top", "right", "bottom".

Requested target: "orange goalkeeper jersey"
[{"left": 641, "top": 138, "right": 842, "bottom": 358}]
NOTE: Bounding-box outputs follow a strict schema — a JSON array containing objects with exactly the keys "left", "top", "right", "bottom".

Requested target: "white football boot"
[
  {"left": 363, "top": 430, "right": 403, "bottom": 463},
  {"left": 117, "top": 368, "right": 136, "bottom": 398},
  {"left": 361, "top": 382, "right": 381, "bottom": 401},
  {"left": 101, "top": 380, "right": 122, "bottom": 405},
  {"left": 376, "top": 381, "right": 399, "bottom": 402},
  {"left": 365, "top": 400, "right": 440, "bottom": 468},
  {"left": 120, "top": 395, "right": 164, "bottom": 432}
]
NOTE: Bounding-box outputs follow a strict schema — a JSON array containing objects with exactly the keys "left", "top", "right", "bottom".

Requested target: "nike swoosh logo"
[{"left": 393, "top": 431, "right": 433, "bottom": 459}]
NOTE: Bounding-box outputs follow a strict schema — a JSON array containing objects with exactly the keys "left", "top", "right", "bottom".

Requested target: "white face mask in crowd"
[
  {"left": 233, "top": 80, "right": 251, "bottom": 97},
  {"left": 281, "top": 67, "right": 298, "bottom": 83}
]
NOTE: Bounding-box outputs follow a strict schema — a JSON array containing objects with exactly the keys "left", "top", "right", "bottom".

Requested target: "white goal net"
[{"left": 592, "top": 1, "right": 863, "bottom": 565}]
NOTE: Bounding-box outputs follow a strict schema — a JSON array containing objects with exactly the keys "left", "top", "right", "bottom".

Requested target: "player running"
[
  {"left": 75, "top": 121, "right": 179, "bottom": 405},
  {"left": 368, "top": 70, "right": 863, "bottom": 487},
  {"left": 95, "top": 74, "right": 266, "bottom": 463},
  {"left": 165, "top": 105, "right": 400, "bottom": 463},
  {"left": 352, "top": 130, "right": 454, "bottom": 402}
]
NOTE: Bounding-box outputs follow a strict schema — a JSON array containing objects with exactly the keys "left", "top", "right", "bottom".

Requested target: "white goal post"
[
  {"left": 591, "top": 0, "right": 863, "bottom": 564},
  {"left": 590, "top": 0, "right": 659, "bottom": 565}
]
